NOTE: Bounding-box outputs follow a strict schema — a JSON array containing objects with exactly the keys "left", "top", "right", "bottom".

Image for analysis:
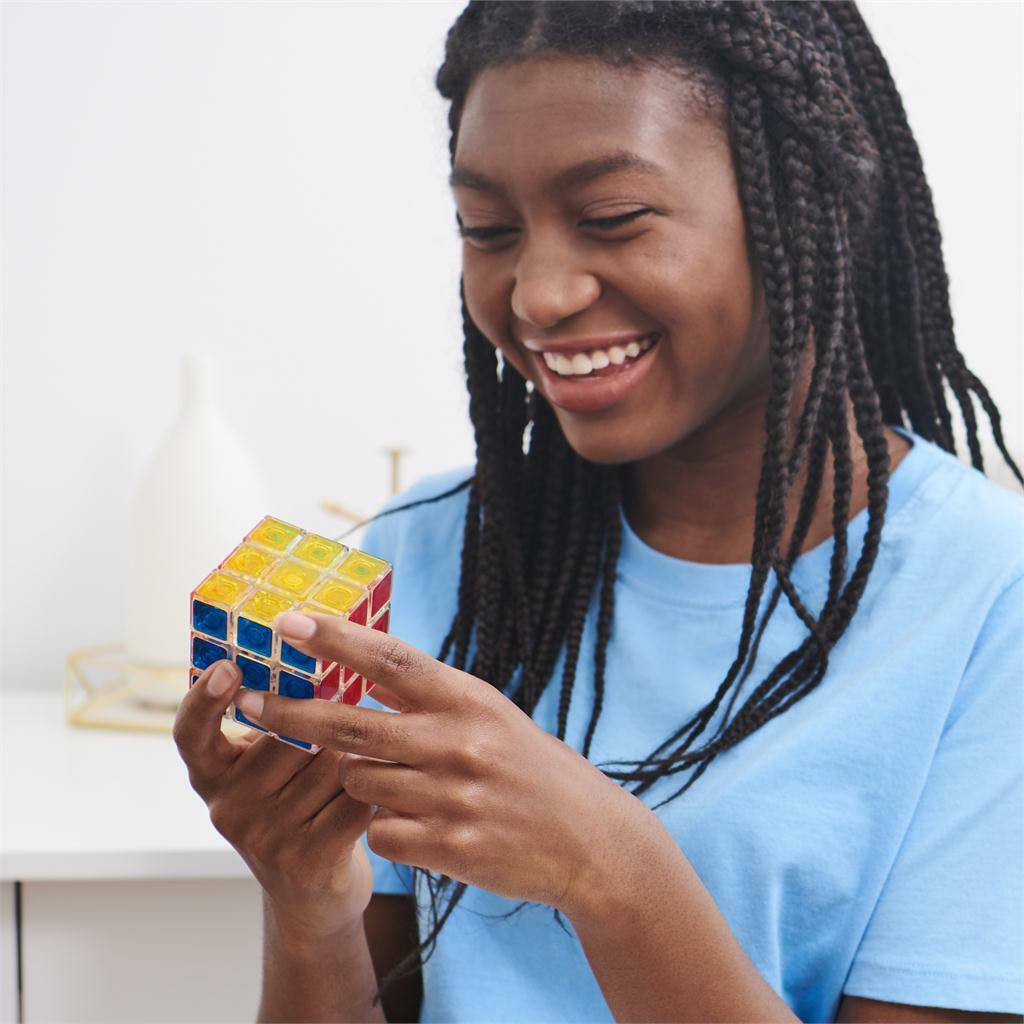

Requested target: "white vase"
[{"left": 124, "top": 354, "right": 270, "bottom": 667}]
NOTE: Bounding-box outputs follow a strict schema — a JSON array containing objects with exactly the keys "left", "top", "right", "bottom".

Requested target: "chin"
[{"left": 555, "top": 415, "right": 672, "bottom": 467}]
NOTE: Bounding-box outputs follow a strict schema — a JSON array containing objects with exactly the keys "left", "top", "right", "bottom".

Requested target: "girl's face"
[{"left": 453, "top": 57, "right": 772, "bottom": 465}]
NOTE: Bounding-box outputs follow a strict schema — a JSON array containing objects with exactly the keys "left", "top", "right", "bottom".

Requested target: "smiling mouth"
[{"left": 540, "top": 333, "right": 660, "bottom": 379}]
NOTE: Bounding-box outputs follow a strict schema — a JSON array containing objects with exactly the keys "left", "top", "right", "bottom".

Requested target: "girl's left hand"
[{"left": 232, "top": 611, "right": 647, "bottom": 918}]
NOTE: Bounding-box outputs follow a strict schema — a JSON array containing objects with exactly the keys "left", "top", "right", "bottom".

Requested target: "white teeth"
[{"left": 543, "top": 335, "right": 658, "bottom": 376}]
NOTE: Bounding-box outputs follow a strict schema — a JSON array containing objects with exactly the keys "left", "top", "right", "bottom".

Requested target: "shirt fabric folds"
[{"left": 361, "top": 428, "right": 1024, "bottom": 1022}]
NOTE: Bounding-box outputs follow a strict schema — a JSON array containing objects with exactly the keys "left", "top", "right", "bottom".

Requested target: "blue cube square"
[
  {"left": 279, "top": 671, "right": 314, "bottom": 700},
  {"left": 236, "top": 654, "right": 271, "bottom": 691},
  {"left": 192, "top": 636, "right": 228, "bottom": 671},
  {"left": 281, "top": 641, "right": 316, "bottom": 674},
  {"left": 192, "top": 600, "right": 228, "bottom": 640},
  {"left": 237, "top": 617, "right": 272, "bottom": 658},
  {"left": 234, "top": 708, "right": 267, "bottom": 732}
]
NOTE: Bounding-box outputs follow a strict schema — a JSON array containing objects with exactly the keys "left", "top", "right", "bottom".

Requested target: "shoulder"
[
  {"left": 358, "top": 467, "right": 474, "bottom": 659},
  {"left": 359, "top": 466, "right": 474, "bottom": 570},
  {"left": 883, "top": 431, "right": 1024, "bottom": 595}
]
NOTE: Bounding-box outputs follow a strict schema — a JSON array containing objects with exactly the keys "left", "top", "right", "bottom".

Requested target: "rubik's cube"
[{"left": 189, "top": 515, "right": 392, "bottom": 751}]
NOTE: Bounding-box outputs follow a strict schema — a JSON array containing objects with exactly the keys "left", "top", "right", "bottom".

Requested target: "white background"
[{"left": 2, "top": 0, "right": 1021, "bottom": 692}]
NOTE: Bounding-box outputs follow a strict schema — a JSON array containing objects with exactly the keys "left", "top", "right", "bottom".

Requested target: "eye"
[
  {"left": 581, "top": 208, "right": 653, "bottom": 230},
  {"left": 455, "top": 208, "right": 654, "bottom": 244}
]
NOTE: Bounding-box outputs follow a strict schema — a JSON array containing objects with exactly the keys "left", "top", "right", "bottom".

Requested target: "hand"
[
  {"left": 173, "top": 660, "right": 376, "bottom": 939},
  {"left": 231, "top": 612, "right": 647, "bottom": 917}
]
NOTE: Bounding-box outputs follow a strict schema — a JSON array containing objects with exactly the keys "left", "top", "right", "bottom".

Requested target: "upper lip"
[{"left": 518, "top": 331, "right": 658, "bottom": 355}]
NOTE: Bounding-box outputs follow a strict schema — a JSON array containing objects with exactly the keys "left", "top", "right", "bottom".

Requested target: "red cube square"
[
  {"left": 348, "top": 598, "right": 368, "bottom": 627},
  {"left": 371, "top": 570, "right": 392, "bottom": 616},
  {"left": 318, "top": 663, "right": 341, "bottom": 701}
]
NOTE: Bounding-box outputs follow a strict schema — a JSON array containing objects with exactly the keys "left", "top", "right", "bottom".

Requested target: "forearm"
[
  {"left": 568, "top": 805, "right": 798, "bottom": 1024},
  {"left": 259, "top": 895, "right": 386, "bottom": 1023}
]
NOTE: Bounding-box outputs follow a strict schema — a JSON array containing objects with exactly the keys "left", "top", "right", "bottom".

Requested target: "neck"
[{"left": 622, "top": 373, "right": 908, "bottom": 566}]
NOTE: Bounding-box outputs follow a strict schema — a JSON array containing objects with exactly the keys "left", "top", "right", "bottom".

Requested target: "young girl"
[{"left": 174, "top": 3, "right": 1023, "bottom": 1021}]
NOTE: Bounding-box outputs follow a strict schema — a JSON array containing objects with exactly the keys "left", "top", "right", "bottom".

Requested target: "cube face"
[
  {"left": 266, "top": 560, "right": 320, "bottom": 600},
  {"left": 188, "top": 515, "right": 392, "bottom": 752},
  {"left": 293, "top": 534, "right": 346, "bottom": 570},
  {"left": 222, "top": 544, "right": 276, "bottom": 581}
]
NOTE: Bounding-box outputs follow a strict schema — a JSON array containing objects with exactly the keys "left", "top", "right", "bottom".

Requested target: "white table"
[{"left": 1, "top": 693, "right": 261, "bottom": 1022}]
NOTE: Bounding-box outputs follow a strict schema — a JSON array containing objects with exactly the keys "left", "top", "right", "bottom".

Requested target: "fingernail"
[
  {"left": 277, "top": 612, "right": 316, "bottom": 641},
  {"left": 236, "top": 689, "right": 264, "bottom": 720},
  {"left": 208, "top": 661, "right": 238, "bottom": 698}
]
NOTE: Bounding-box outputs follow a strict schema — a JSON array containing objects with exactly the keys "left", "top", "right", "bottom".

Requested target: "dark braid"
[{"left": 374, "top": 0, "right": 1022, "bottom": 990}]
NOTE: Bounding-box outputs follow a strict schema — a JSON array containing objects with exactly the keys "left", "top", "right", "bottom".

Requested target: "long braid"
[
  {"left": 581, "top": 470, "right": 623, "bottom": 759},
  {"left": 373, "top": 1, "right": 1022, "bottom": 986}
]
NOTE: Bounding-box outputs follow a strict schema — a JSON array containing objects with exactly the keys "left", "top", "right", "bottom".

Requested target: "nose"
[{"left": 510, "top": 242, "right": 601, "bottom": 330}]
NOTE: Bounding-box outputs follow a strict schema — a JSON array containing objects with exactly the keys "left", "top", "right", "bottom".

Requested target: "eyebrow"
[{"left": 448, "top": 150, "right": 666, "bottom": 194}]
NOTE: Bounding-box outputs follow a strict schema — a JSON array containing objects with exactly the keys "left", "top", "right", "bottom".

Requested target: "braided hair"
[{"left": 372, "top": 0, "right": 1023, "bottom": 989}]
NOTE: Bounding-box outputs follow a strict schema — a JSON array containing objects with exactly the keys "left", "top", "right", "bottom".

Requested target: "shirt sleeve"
[{"left": 842, "top": 574, "right": 1024, "bottom": 1014}]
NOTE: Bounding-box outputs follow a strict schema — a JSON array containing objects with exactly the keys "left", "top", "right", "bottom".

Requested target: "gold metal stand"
[{"left": 64, "top": 645, "right": 246, "bottom": 736}]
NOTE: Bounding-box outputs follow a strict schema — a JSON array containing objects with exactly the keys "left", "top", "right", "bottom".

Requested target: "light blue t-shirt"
[{"left": 361, "top": 429, "right": 1024, "bottom": 1022}]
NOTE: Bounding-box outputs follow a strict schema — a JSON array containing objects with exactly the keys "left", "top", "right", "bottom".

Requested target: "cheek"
[
  {"left": 637, "top": 231, "right": 759, "bottom": 363},
  {"left": 462, "top": 259, "right": 535, "bottom": 379}
]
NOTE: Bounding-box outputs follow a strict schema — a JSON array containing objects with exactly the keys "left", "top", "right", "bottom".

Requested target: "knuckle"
[
  {"left": 445, "top": 822, "right": 479, "bottom": 859},
  {"left": 373, "top": 637, "right": 417, "bottom": 678},
  {"left": 447, "top": 779, "right": 484, "bottom": 819},
  {"left": 326, "top": 715, "right": 372, "bottom": 750},
  {"left": 444, "top": 822, "right": 478, "bottom": 878},
  {"left": 340, "top": 760, "right": 367, "bottom": 800},
  {"left": 185, "top": 768, "right": 211, "bottom": 800},
  {"left": 454, "top": 733, "right": 492, "bottom": 775},
  {"left": 207, "top": 800, "right": 238, "bottom": 840},
  {"left": 171, "top": 713, "right": 192, "bottom": 754},
  {"left": 366, "top": 820, "right": 404, "bottom": 862}
]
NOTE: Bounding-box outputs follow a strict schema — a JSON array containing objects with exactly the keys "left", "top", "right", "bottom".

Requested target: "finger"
[
  {"left": 338, "top": 754, "right": 429, "bottom": 815},
  {"left": 308, "top": 786, "right": 376, "bottom": 842},
  {"left": 233, "top": 688, "right": 426, "bottom": 763},
  {"left": 229, "top": 728, "right": 326, "bottom": 798},
  {"left": 273, "top": 612, "right": 463, "bottom": 710},
  {"left": 173, "top": 660, "right": 243, "bottom": 787},
  {"left": 270, "top": 748, "right": 348, "bottom": 824},
  {"left": 365, "top": 807, "right": 437, "bottom": 870}
]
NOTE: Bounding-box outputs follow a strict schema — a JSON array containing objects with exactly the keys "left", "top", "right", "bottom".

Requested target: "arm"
[
  {"left": 258, "top": 892, "right": 422, "bottom": 1024},
  {"left": 567, "top": 800, "right": 797, "bottom": 1023},
  {"left": 836, "top": 996, "right": 1022, "bottom": 1023},
  {"left": 568, "top": 802, "right": 1023, "bottom": 1024},
  {"left": 259, "top": 895, "right": 384, "bottom": 1024}
]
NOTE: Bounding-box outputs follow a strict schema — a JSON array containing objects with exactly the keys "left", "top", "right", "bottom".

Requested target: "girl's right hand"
[{"left": 173, "top": 660, "right": 376, "bottom": 939}]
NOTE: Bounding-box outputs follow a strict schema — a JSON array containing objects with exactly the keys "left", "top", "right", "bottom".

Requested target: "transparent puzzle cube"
[{"left": 188, "top": 516, "right": 392, "bottom": 751}]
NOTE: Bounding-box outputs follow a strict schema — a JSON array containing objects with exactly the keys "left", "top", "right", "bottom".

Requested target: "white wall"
[{"left": 3, "top": 1, "right": 1021, "bottom": 692}]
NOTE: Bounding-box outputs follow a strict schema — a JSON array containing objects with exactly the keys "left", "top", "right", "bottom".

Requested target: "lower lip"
[{"left": 532, "top": 335, "right": 661, "bottom": 414}]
